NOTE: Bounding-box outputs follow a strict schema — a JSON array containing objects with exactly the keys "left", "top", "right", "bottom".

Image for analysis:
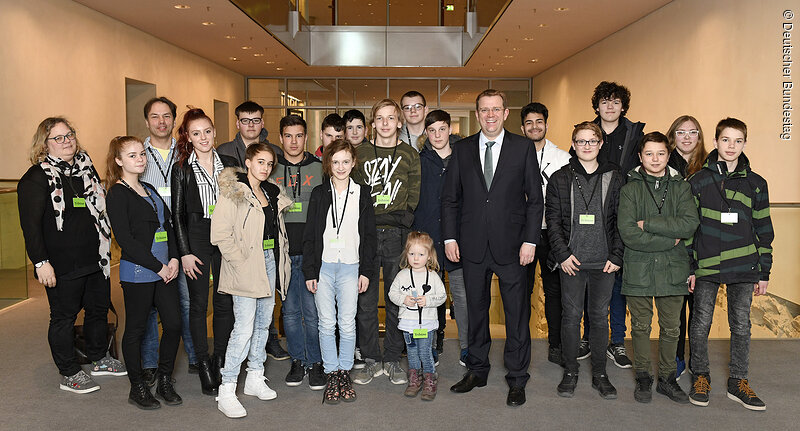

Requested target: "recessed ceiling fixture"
[
  {"left": 253, "top": 53, "right": 264, "bottom": 57},
  {"left": 554, "top": 7, "right": 569, "bottom": 11},
  {"left": 224, "top": 35, "right": 236, "bottom": 39},
  {"left": 241, "top": 46, "right": 252, "bottom": 50},
  {"left": 503, "top": 55, "right": 513, "bottom": 58},
  {"left": 202, "top": 21, "right": 215, "bottom": 26},
  {"left": 538, "top": 23, "right": 547, "bottom": 28},
  {"left": 522, "top": 37, "right": 534, "bottom": 41},
  {"left": 276, "top": 67, "right": 284, "bottom": 71},
  {"left": 265, "top": 61, "right": 275, "bottom": 64},
  {"left": 173, "top": 4, "right": 190, "bottom": 9},
  {"left": 529, "top": 58, "right": 539, "bottom": 63},
  {"left": 229, "top": 56, "right": 239, "bottom": 61}
]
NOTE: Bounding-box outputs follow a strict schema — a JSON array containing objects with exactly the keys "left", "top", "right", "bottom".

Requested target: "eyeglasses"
[
  {"left": 478, "top": 107, "right": 504, "bottom": 115},
  {"left": 675, "top": 130, "right": 699, "bottom": 138},
  {"left": 574, "top": 139, "right": 600, "bottom": 147},
  {"left": 239, "top": 118, "right": 263, "bottom": 125},
  {"left": 402, "top": 103, "right": 425, "bottom": 112},
  {"left": 47, "top": 131, "right": 76, "bottom": 144}
]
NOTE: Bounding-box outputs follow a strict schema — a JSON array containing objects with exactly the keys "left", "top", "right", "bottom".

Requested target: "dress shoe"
[
  {"left": 450, "top": 372, "right": 487, "bottom": 393},
  {"left": 198, "top": 358, "right": 218, "bottom": 396},
  {"left": 507, "top": 386, "right": 526, "bottom": 406}
]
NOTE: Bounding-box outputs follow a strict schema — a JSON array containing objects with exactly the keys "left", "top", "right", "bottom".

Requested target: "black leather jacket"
[{"left": 170, "top": 154, "right": 237, "bottom": 256}]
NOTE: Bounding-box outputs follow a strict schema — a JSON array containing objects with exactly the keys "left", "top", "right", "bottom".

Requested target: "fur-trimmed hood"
[{"left": 218, "top": 167, "right": 292, "bottom": 210}]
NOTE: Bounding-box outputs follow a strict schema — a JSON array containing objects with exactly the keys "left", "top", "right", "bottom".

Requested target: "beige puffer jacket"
[{"left": 211, "top": 167, "right": 291, "bottom": 299}]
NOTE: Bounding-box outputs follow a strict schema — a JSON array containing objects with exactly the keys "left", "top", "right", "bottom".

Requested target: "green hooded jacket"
[{"left": 618, "top": 166, "right": 700, "bottom": 296}]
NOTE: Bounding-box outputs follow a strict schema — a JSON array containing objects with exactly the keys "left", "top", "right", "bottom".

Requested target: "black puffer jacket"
[
  {"left": 545, "top": 156, "right": 625, "bottom": 270},
  {"left": 170, "top": 153, "right": 237, "bottom": 256}
]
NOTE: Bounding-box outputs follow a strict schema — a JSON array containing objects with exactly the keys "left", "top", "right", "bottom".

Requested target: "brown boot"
[
  {"left": 404, "top": 369, "right": 423, "bottom": 397},
  {"left": 421, "top": 373, "right": 438, "bottom": 401}
]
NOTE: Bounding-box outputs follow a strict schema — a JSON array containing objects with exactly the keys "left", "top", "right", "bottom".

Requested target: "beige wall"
[
  {"left": 533, "top": 0, "right": 800, "bottom": 336},
  {"left": 533, "top": 0, "right": 798, "bottom": 203},
  {"left": 0, "top": 0, "right": 244, "bottom": 179}
]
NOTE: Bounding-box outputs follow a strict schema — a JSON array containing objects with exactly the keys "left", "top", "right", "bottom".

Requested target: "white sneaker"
[
  {"left": 243, "top": 368, "right": 277, "bottom": 400},
  {"left": 217, "top": 383, "right": 246, "bottom": 418}
]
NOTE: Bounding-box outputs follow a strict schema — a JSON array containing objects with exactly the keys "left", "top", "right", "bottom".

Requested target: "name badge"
[
  {"left": 154, "top": 231, "right": 168, "bottom": 242},
  {"left": 329, "top": 238, "right": 345, "bottom": 249},
  {"left": 579, "top": 214, "right": 595, "bottom": 225},
  {"left": 158, "top": 186, "right": 171, "bottom": 197},
  {"left": 413, "top": 328, "right": 428, "bottom": 339},
  {"left": 288, "top": 202, "right": 302, "bottom": 212},
  {"left": 376, "top": 194, "right": 391, "bottom": 205},
  {"left": 208, "top": 204, "right": 215, "bottom": 215},
  {"left": 263, "top": 239, "right": 275, "bottom": 250},
  {"left": 721, "top": 212, "right": 738, "bottom": 224},
  {"left": 72, "top": 197, "right": 86, "bottom": 208}
]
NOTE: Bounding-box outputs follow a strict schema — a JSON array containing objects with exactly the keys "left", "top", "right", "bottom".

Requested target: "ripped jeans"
[{"left": 627, "top": 295, "right": 684, "bottom": 378}]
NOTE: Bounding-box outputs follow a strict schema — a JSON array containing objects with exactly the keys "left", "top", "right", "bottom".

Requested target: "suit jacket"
[{"left": 441, "top": 129, "right": 543, "bottom": 265}]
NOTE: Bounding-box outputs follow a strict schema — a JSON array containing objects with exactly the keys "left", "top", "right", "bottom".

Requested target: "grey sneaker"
[
  {"left": 90, "top": 355, "right": 127, "bottom": 376},
  {"left": 383, "top": 361, "right": 408, "bottom": 385},
  {"left": 60, "top": 370, "right": 100, "bottom": 394},
  {"left": 352, "top": 361, "right": 384, "bottom": 385}
]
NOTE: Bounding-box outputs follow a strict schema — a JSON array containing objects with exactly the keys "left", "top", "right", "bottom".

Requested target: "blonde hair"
[
  {"left": 400, "top": 231, "right": 440, "bottom": 272},
  {"left": 370, "top": 99, "right": 404, "bottom": 127},
  {"left": 29, "top": 117, "right": 83, "bottom": 165}
]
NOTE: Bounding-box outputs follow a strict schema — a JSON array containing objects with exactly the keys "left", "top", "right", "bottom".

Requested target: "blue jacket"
[{"left": 413, "top": 137, "right": 461, "bottom": 272}]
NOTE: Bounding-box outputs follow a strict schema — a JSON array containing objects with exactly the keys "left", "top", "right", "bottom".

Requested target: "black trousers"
[
  {"left": 121, "top": 280, "right": 181, "bottom": 383},
  {"left": 560, "top": 269, "right": 614, "bottom": 375},
  {"left": 186, "top": 220, "right": 233, "bottom": 361},
  {"left": 528, "top": 229, "right": 562, "bottom": 348},
  {"left": 44, "top": 270, "right": 110, "bottom": 376},
  {"left": 676, "top": 293, "right": 694, "bottom": 360},
  {"left": 462, "top": 249, "right": 531, "bottom": 388}
]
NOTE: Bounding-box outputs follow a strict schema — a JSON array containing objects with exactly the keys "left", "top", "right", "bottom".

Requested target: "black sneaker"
[
  {"left": 606, "top": 343, "right": 632, "bottom": 369},
  {"left": 548, "top": 346, "right": 564, "bottom": 367},
  {"left": 285, "top": 360, "right": 306, "bottom": 387},
  {"left": 435, "top": 329, "right": 444, "bottom": 354},
  {"left": 308, "top": 362, "right": 326, "bottom": 391},
  {"left": 656, "top": 371, "right": 689, "bottom": 404},
  {"left": 591, "top": 374, "right": 617, "bottom": 399},
  {"left": 727, "top": 378, "right": 766, "bottom": 411},
  {"left": 557, "top": 371, "right": 578, "bottom": 398},
  {"left": 689, "top": 373, "right": 711, "bottom": 407},
  {"left": 142, "top": 368, "right": 157, "bottom": 388},
  {"left": 577, "top": 339, "right": 591, "bottom": 360},
  {"left": 187, "top": 363, "right": 199, "bottom": 375},
  {"left": 634, "top": 372, "right": 653, "bottom": 403},
  {"left": 267, "top": 339, "right": 290, "bottom": 361}
]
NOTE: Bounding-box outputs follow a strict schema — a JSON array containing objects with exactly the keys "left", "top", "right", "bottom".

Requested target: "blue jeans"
[
  {"left": 220, "top": 252, "right": 276, "bottom": 384},
  {"left": 690, "top": 281, "right": 753, "bottom": 379},
  {"left": 404, "top": 330, "right": 436, "bottom": 374},
  {"left": 282, "top": 255, "right": 322, "bottom": 366},
  {"left": 141, "top": 270, "right": 195, "bottom": 368},
  {"left": 315, "top": 262, "right": 358, "bottom": 374}
]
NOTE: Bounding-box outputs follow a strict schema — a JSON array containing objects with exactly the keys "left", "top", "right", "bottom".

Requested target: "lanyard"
[
  {"left": 409, "top": 270, "right": 429, "bottom": 325},
  {"left": 330, "top": 178, "right": 351, "bottom": 237},
  {"left": 572, "top": 168, "right": 601, "bottom": 212},
  {"left": 640, "top": 172, "right": 669, "bottom": 214},
  {"left": 121, "top": 179, "right": 159, "bottom": 216},
  {"left": 283, "top": 161, "right": 302, "bottom": 199},
  {"left": 372, "top": 141, "right": 399, "bottom": 189},
  {"left": 146, "top": 146, "right": 174, "bottom": 183},
  {"left": 194, "top": 159, "right": 218, "bottom": 197},
  {"left": 711, "top": 165, "right": 741, "bottom": 212}
]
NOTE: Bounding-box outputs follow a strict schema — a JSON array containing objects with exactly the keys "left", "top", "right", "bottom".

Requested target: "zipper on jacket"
[{"left": 242, "top": 203, "right": 253, "bottom": 230}]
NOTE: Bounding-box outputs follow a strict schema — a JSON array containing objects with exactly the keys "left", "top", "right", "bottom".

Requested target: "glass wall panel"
[
  {"left": 389, "top": 79, "right": 438, "bottom": 107},
  {"left": 248, "top": 78, "right": 284, "bottom": 109},
  {"left": 439, "top": 79, "right": 489, "bottom": 108},
  {"left": 492, "top": 79, "right": 530, "bottom": 107},
  {"left": 0, "top": 184, "right": 28, "bottom": 310},
  {"left": 338, "top": 79, "right": 387, "bottom": 107},
  {"left": 287, "top": 79, "right": 337, "bottom": 107}
]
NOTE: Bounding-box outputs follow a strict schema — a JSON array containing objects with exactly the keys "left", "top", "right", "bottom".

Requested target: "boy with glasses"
[{"left": 399, "top": 91, "right": 429, "bottom": 152}]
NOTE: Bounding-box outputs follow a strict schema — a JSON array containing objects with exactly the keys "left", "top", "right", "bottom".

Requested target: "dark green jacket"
[
  {"left": 686, "top": 150, "right": 773, "bottom": 283},
  {"left": 618, "top": 166, "right": 699, "bottom": 296}
]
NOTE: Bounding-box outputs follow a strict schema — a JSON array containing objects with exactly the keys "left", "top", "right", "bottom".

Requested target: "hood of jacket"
[
  {"left": 568, "top": 154, "right": 617, "bottom": 178},
  {"left": 700, "top": 149, "right": 751, "bottom": 176},
  {"left": 277, "top": 151, "right": 318, "bottom": 168},
  {"left": 218, "top": 166, "right": 292, "bottom": 210},
  {"left": 421, "top": 134, "right": 460, "bottom": 153},
  {"left": 626, "top": 165, "right": 683, "bottom": 184}
]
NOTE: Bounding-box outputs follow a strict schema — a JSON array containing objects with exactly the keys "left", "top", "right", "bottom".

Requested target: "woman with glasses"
[
  {"left": 171, "top": 108, "right": 238, "bottom": 395},
  {"left": 18, "top": 117, "right": 126, "bottom": 394},
  {"left": 666, "top": 115, "right": 709, "bottom": 378}
]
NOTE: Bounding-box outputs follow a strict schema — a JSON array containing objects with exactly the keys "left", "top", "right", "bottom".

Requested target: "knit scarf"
[{"left": 39, "top": 151, "right": 112, "bottom": 278}]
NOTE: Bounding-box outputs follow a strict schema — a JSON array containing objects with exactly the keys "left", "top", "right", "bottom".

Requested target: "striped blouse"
[{"left": 188, "top": 150, "right": 224, "bottom": 219}]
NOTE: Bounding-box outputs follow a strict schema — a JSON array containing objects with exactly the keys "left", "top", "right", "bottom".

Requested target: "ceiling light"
[
  {"left": 538, "top": 24, "right": 547, "bottom": 28},
  {"left": 504, "top": 55, "right": 513, "bottom": 58},
  {"left": 265, "top": 61, "right": 275, "bottom": 64},
  {"left": 174, "top": 4, "right": 190, "bottom": 9},
  {"left": 554, "top": 7, "right": 569, "bottom": 11},
  {"left": 276, "top": 67, "right": 284, "bottom": 71},
  {"left": 224, "top": 35, "right": 236, "bottom": 39},
  {"left": 522, "top": 37, "right": 534, "bottom": 41},
  {"left": 202, "top": 21, "right": 215, "bottom": 26},
  {"left": 529, "top": 58, "right": 539, "bottom": 63},
  {"left": 229, "top": 57, "right": 239, "bottom": 61},
  {"left": 241, "top": 46, "right": 252, "bottom": 50},
  {"left": 253, "top": 53, "right": 264, "bottom": 57}
]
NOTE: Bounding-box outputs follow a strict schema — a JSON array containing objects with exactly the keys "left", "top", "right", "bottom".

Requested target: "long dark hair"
[{"left": 176, "top": 108, "right": 214, "bottom": 166}]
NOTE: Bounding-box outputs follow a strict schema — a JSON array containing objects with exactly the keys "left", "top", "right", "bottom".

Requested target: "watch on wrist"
[{"left": 35, "top": 260, "right": 48, "bottom": 268}]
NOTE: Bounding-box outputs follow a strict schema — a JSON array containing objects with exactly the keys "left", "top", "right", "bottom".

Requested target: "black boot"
[
  {"left": 198, "top": 358, "right": 218, "bottom": 396},
  {"left": 213, "top": 354, "right": 225, "bottom": 386},
  {"left": 129, "top": 381, "right": 161, "bottom": 410},
  {"left": 155, "top": 373, "right": 183, "bottom": 406}
]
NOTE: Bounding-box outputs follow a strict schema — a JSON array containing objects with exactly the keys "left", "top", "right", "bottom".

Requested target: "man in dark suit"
[{"left": 442, "top": 89, "right": 543, "bottom": 406}]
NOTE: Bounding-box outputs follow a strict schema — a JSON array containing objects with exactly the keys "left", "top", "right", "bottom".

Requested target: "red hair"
[{"left": 176, "top": 108, "right": 214, "bottom": 166}]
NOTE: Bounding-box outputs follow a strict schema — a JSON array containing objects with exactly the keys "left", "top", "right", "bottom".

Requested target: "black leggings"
[
  {"left": 676, "top": 293, "right": 694, "bottom": 360},
  {"left": 186, "top": 222, "right": 233, "bottom": 361},
  {"left": 121, "top": 280, "right": 181, "bottom": 383}
]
